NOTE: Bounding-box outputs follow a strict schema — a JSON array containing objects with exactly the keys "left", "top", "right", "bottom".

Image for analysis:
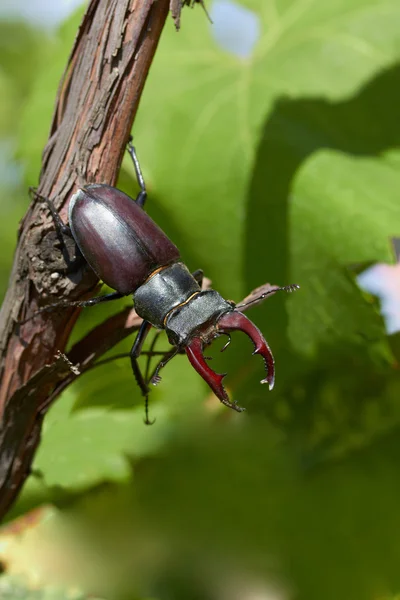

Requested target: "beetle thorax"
[{"left": 132, "top": 262, "right": 233, "bottom": 346}]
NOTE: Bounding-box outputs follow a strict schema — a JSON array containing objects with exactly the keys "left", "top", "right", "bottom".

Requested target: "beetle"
[{"left": 30, "top": 139, "right": 298, "bottom": 421}]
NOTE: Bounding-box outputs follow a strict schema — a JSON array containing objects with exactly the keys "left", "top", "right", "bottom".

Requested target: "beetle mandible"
[{"left": 32, "top": 139, "right": 298, "bottom": 419}]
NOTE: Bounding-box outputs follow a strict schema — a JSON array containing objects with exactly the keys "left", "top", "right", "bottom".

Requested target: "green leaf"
[
  {"left": 132, "top": 420, "right": 400, "bottom": 600},
  {"left": 0, "top": 575, "right": 101, "bottom": 600},
  {"left": 14, "top": 0, "right": 400, "bottom": 497},
  {"left": 31, "top": 383, "right": 184, "bottom": 489},
  {"left": 20, "top": 0, "right": 400, "bottom": 363},
  {"left": 132, "top": 0, "right": 400, "bottom": 361},
  {"left": 7, "top": 5, "right": 400, "bottom": 598}
]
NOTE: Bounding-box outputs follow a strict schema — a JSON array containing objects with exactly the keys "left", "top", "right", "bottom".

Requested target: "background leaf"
[{"left": 1, "top": 0, "right": 400, "bottom": 598}]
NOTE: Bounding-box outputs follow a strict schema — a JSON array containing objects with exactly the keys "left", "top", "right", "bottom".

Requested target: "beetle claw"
[
  {"left": 185, "top": 337, "right": 236, "bottom": 408},
  {"left": 151, "top": 374, "right": 162, "bottom": 386},
  {"left": 185, "top": 310, "right": 275, "bottom": 410},
  {"left": 217, "top": 310, "right": 275, "bottom": 391},
  {"left": 220, "top": 332, "right": 231, "bottom": 353}
]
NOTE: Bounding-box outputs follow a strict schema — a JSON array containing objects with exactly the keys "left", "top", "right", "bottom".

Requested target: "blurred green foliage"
[
  {"left": 1, "top": 1, "right": 400, "bottom": 599},
  {"left": 0, "top": 575, "right": 104, "bottom": 600}
]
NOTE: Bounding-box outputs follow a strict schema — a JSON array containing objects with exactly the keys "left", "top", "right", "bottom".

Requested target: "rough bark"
[{"left": 0, "top": 0, "right": 170, "bottom": 520}]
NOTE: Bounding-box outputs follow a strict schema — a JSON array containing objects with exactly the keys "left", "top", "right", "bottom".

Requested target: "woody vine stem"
[
  {"left": 0, "top": 0, "right": 281, "bottom": 521},
  {"left": 0, "top": 0, "right": 170, "bottom": 520}
]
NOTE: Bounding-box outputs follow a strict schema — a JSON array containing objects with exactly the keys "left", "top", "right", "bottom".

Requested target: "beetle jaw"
[
  {"left": 185, "top": 335, "right": 244, "bottom": 412},
  {"left": 184, "top": 310, "right": 275, "bottom": 411},
  {"left": 217, "top": 311, "right": 275, "bottom": 391}
]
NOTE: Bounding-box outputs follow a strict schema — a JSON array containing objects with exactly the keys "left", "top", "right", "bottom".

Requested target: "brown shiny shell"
[{"left": 69, "top": 184, "right": 180, "bottom": 294}]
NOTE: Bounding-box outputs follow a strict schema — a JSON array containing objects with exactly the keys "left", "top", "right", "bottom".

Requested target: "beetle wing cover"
[{"left": 69, "top": 185, "right": 180, "bottom": 294}]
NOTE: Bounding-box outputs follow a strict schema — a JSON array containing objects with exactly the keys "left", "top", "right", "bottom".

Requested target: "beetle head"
[{"left": 184, "top": 310, "right": 275, "bottom": 412}]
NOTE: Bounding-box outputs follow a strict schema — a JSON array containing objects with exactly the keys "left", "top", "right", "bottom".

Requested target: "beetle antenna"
[{"left": 236, "top": 284, "right": 300, "bottom": 311}]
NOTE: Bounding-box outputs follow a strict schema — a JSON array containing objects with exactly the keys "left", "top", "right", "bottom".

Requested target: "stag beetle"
[{"left": 31, "top": 140, "right": 298, "bottom": 421}]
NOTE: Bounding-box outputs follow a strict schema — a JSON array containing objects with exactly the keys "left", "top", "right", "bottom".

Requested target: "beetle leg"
[
  {"left": 30, "top": 188, "right": 73, "bottom": 238},
  {"left": 183, "top": 0, "right": 213, "bottom": 23},
  {"left": 30, "top": 188, "right": 84, "bottom": 272},
  {"left": 143, "top": 329, "right": 163, "bottom": 388},
  {"left": 86, "top": 350, "right": 167, "bottom": 373},
  {"left": 130, "top": 326, "right": 180, "bottom": 424},
  {"left": 130, "top": 321, "right": 155, "bottom": 424},
  {"left": 150, "top": 347, "right": 180, "bottom": 386},
  {"left": 55, "top": 255, "right": 86, "bottom": 275},
  {"left": 126, "top": 138, "right": 147, "bottom": 209},
  {"left": 19, "top": 291, "right": 126, "bottom": 324}
]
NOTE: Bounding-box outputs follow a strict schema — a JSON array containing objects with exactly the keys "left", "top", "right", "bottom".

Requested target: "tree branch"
[{"left": 0, "top": 0, "right": 170, "bottom": 519}]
